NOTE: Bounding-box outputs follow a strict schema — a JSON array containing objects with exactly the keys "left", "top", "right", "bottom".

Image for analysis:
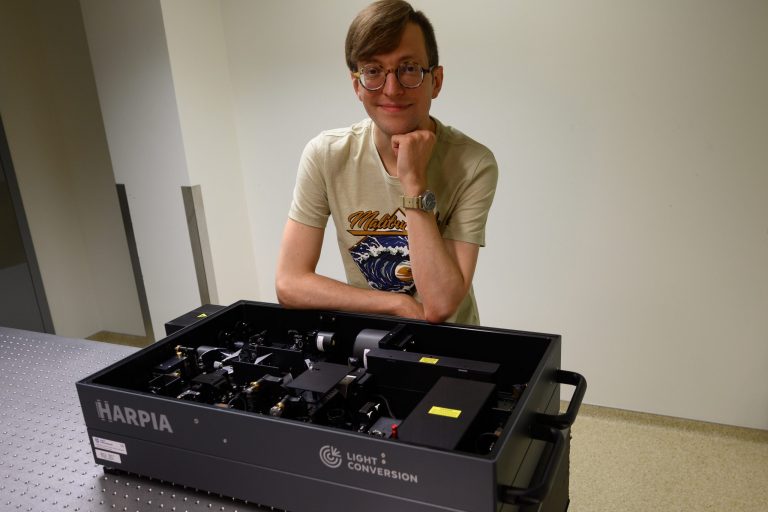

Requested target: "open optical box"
[{"left": 77, "top": 300, "right": 585, "bottom": 511}]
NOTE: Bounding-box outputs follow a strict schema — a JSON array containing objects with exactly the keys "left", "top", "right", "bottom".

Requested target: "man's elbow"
[
  {"left": 422, "top": 287, "right": 469, "bottom": 324},
  {"left": 423, "top": 303, "right": 455, "bottom": 324},
  {"left": 275, "top": 274, "right": 299, "bottom": 308}
]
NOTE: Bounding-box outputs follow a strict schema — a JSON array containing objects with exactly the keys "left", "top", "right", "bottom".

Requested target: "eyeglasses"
[{"left": 354, "top": 61, "right": 435, "bottom": 91}]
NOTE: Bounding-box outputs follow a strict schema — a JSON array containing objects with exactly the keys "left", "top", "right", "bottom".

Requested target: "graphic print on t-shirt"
[{"left": 347, "top": 208, "right": 414, "bottom": 293}]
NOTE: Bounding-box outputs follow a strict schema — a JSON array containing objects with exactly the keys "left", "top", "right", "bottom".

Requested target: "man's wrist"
[{"left": 398, "top": 170, "right": 428, "bottom": 192}]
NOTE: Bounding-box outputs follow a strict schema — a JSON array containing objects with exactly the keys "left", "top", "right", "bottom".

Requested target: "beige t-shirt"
[{"left": 288, "top": 118, "right": 498, "bottom": 324}]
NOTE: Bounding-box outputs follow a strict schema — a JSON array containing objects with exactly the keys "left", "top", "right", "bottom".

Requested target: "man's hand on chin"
[{"left": 391, "top": 130, "right": 435, "bottom": 191}]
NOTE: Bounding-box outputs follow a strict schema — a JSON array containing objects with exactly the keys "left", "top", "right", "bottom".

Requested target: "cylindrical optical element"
[
  {"left": 353, "top": 329, "right": 390, "bottom": 367},
  {"left": 315, "top": 331, "right": 336, "bottom": 352}
]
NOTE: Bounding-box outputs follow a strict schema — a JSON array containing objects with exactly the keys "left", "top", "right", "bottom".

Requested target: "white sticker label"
[
  {"left": 95, "top": 449, "right": 122, "bottom": 464},
  {"left": 93, "top": 436, "right": 127, "bottom": 455}
]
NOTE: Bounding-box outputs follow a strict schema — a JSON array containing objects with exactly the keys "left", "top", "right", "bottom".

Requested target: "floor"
[
  {"left": 86, "top": 330, "right": 153, "bottom": 347},
  {"left": 567, "top": 404, "right": 768, "bottom": 512}
]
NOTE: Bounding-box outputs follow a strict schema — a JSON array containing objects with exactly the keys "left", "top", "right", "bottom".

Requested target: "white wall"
[
  {"left": 0, "top": 0, "right": 144, "bottom": 338},
  {"left": 160, "top": 0, "right": 260, "bottom": 305},
  {"left": 80, "top": 0, "right": 201, "bottom": 338},
  {"left": 222, "top": 0, "right": 365, "bottom": 295},
  {"left": 220, "top": 0, "right": 768, "bottom": 429},
  {"left": 80, "top": 0, "right": 261, "bottom": 337}
]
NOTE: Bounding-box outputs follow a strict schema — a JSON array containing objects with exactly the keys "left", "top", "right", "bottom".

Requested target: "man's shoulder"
[
  {"left": 435, "top": 118, "right": 496, "bottom": 162},
  {"left": 300, "top": 120, "right": 374, "bottom": 175},
  {"left": 311, "top": 119, "right": 371, "bottom": 146}
]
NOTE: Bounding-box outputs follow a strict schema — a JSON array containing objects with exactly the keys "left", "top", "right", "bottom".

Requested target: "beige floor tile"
[
  {"left": 86, "top": 330, "right": 153, "bottom": 347},
  {"left": 568, "top": 405, "right": 768, "bottom": 512}
]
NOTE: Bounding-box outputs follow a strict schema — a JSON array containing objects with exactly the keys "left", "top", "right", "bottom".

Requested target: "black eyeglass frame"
[{"left": 353, "top": 62, "right": 436, "bottom": 92}]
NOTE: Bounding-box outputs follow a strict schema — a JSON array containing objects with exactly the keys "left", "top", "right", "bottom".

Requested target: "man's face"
[{"left": 352, "top": 22, "right": 443, "bottom": 138}]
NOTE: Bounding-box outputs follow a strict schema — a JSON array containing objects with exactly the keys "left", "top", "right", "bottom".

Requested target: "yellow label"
[
  {"left": 419, "top": 357, "right": 439, "bottom": 364},
  {"left": 428, "top": 406, "right": 462, "bottom": 419},
  {"left": 196, "top": 313, "right": 208, "bottom": 318}
]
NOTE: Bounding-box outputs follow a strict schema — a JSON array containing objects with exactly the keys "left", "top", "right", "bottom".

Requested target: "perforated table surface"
[{"left": 0, "top": 326, "right": 268, "bottom": 512}]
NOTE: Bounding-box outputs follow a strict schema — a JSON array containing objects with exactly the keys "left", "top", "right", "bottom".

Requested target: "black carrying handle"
[
  {"left": 537, "top": 369, "right": 587, "bottom": 430},
  {"left": 498, "top": 425, "right": 565, "bottom": 505},
  {"left": 498, "top": 369, "right": 587, "bottom": 505}
]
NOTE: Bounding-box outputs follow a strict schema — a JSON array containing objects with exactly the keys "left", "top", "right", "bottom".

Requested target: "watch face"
[{"left": 422, "top": 190, "right": 436, "bottom": 211}]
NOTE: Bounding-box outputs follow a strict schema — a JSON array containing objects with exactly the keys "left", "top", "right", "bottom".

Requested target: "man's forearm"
[
  {"left": 276, "top": 271, "right": 424, "bottom": 319},
  {"left": 405, "top": 210, "right": 473, "bottom": 323},
  {"left": 394, "top": 134, "right": 475, "bottom": 323}
]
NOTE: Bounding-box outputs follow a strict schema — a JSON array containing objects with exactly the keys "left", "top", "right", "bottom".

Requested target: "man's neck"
[{"left": 373, "top": 127, "right": 398, "bottom": 176}]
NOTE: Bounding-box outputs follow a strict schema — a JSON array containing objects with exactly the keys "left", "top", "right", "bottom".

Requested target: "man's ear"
[{"left": 431, "top": 66, "right": 444, "bottom": 100}]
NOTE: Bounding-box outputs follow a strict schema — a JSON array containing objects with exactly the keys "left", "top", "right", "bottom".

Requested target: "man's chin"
[{"left": 373, "top": 119, "right": 420, "bottom": 138}]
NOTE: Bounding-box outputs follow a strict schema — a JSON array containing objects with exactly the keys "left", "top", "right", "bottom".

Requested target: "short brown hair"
[{"left": 345, "top": 0, "right": 439, "bottom": 72}]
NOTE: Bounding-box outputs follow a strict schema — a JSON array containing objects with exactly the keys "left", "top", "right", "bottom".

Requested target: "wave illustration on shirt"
[{"left": 349, "top": 235, "right": 414, "bottom": 293}]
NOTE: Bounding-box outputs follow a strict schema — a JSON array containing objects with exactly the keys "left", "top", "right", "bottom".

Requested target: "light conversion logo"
[{"left": 319, "top": 445, "right": 342, "bottom": 468}]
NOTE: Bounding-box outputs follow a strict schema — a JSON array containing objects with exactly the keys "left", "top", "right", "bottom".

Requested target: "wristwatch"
[{"left": 401, "top": 190, "right": 437, "bottom": 212}]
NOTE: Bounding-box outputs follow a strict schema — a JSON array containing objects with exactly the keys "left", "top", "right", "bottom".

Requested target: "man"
[{"left": 276, "top": 0, "right": 497, "bottom": 324}]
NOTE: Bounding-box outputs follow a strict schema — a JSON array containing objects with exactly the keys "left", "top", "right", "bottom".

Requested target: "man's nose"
[{"left": 382, "top": 70, "right": 404, "bottom": 95}]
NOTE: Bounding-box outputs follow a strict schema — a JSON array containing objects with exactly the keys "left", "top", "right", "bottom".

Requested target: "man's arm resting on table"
[
  {"left": 275, "top": 219, "right": 424, "bottom": 319},
  {"left": 405, "top": 208, "right": 479, "bottom": 324},
  {"left": 391, "top": 130, "right": 484, "bottom": 324}
]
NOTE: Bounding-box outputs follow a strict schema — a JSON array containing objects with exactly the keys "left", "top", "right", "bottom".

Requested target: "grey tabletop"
[{"left": 0, "top": 326, "right": 268, "bottom": 512}]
